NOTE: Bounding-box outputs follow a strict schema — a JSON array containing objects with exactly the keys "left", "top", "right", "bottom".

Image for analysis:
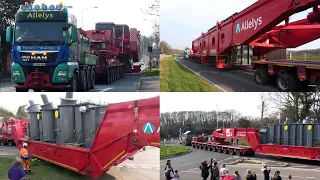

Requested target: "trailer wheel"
[
  {"left": 276, "top": 73, "right": 296, "bottom": 92},
  {"left": 254, "top": 68, "right": 268, "bottom": 85},
  {"left": 223, "top": 148, "right": 228, "bottom": 154},
  {"left": 209, "top": 146, "right": 212, "bottom": 151},
  {"left": 236, "top": 150, "right": 241, "bottom": 156},
  {"left": 212, "top": 146, "right": 216, "bottom": 152},
  {"left": 229, "top": 149, "right": 234, "bottom": 155},
  {"left": 217, "top": 148, "right": 222, "bottom": 153},
  {"left": 7, "top": 141, "right": 13, "bottom": 146},
  {"left": 0, "top": 140, "right": 5, "bottom": 146},
  {"left": 192, "top": 144, "right": 195, "bottom": 148},
  {"left": 204, "top": 145, "right": 208, "bottom": 150},
  {"left": 16, "top": 88, "right": 28, "bottom": 92},
  {"left": 67, "top": 73, "right": 77, "bottom": 92}
]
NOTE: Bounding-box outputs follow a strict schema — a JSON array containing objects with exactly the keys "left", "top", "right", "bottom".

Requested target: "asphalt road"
[
  {"left": 0, "top": 73, "right": 141, "bottom": 92},
  {"left": 0, "top": 146, "right": 159, "bottom": 180},
  {"left": 176, "top": 58, "right": 279, "bottom": 92},
  {"left": 160, "top": 146, "right": 320, "bottom": 180}
]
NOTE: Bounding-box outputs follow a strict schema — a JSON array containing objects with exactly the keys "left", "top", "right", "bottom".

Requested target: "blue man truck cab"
[{"left": 6, "top": 2, "right": 96, "bottom": 92}]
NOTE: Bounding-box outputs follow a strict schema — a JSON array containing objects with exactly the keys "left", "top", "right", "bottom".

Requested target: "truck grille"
[{"left": 20, "top": 52, "right": 58, "bottom": 63}]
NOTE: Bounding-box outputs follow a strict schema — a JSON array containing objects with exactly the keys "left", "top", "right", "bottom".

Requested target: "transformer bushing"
[
  {"left": 56, "top": 92, "right": 77, "bottom": 143},
  {"left": 40, "top": 94, "right": 56, "bottom": 142},
  {"left": 27, "top": 100, "right": 41, "bottom": 140}
]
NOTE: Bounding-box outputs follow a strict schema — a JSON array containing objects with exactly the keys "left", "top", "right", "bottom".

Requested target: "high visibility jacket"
[{"left": 20, "top": 148, "right": 28, "bottom": 157}]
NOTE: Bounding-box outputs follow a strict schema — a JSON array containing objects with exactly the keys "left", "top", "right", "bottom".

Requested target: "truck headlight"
[
  {"left": 58, "top": 71, "right": 67, "bottom": 76},
  {"left": 12, "top": 71, "right": 20, "bottom": 76}
]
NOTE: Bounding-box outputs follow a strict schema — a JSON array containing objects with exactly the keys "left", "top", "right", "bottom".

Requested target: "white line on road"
[
  {"left": 141, "top": 166, "right": 151, "bottom": 169},
  {"left": 306, "top": 177, "right": 315, "bottom": 179},
  {"left": 125, "top": 164, "right": 136, "bottom": 166},
  {"left": 127, "top": 166, "right": 138, "bottom": 169},
  {"left": 140, "top": 164, "right": 150, "bottom": 167},
  {"left": 176, "top": 60, "right": 228, "bottom": 92},
  {"left": 117, "top": 165, "right": 124, "bottom": 167},
  {"left": 187, "top": 168, "right": 199, "bottom": 171}
]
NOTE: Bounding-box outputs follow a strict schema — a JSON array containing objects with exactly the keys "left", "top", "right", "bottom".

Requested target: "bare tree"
[{"left": 257, "top": 92, "right": 270, "bottom": 123}]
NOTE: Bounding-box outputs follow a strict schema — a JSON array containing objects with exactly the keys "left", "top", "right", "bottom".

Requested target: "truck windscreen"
[{"left": 14, "top": 22, "right": 65, "bottom": 46}]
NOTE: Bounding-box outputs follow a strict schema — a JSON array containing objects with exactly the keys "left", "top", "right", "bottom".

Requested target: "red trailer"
[
  {"left": 189, "top": 0, "right": 320, "bottom": 91},
  {"left": 0, "top": 119, "right": 28, "bottom": 146},
  {"left": 11, "top": 94, "right": 160, "bottom": 179},
  {"left": 190, "top": 124, "right": 320, "bottom": 161},
  {"left": 83, "top": 28, "right": 126, "bottom": 84}
]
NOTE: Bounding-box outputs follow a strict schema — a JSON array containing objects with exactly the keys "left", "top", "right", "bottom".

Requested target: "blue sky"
[{"left": 161, "top": 0, "right": 320, "bottom": 50}]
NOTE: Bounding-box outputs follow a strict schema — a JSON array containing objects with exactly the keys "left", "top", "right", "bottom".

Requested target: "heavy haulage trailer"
[
  {"left": 0, "top": 119, "right": 29, "bottom": 146},
  {"left": 191, "top": 120, "right": 320, "bottom": 161},
  {"left": 189, "top": 0, "right": 320, "bottom": 91},
  {"left": 9, "top": 92, "right": 159, "bottom": 178}
]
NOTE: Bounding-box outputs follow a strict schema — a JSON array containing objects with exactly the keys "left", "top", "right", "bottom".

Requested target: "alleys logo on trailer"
[{"left": 236, "top": 17, "right": 262, "bottom": 33}]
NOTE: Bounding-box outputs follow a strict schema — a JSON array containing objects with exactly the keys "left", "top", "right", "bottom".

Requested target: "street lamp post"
[
  {"left": 216, "top": 105, "right": 219, "bottom": 129},
  {"left": 81, "top": 6, "right": 98, "bottom": 29}
]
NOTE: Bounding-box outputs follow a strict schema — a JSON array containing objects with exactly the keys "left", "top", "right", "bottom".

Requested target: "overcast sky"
[
  {"left": 160, "top": 92, "right": 277, "bottom": 117},
  {"left": 161, "top": 0, "right": 320, "bottom": 50},
  {"left": 0, "top": 92, "right": 159, "bottom": 113},
  {"left": 33, "top": 0, "right": 157, "bottom": 36}
]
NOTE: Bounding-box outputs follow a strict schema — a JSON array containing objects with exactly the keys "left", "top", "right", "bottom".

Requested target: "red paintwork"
[
  {"left": 0, "top": 119, "right": 28, "bottom": 145},
  {"left": 190, "top": 0, "right": 320, "bottom": 67},
  {"left": 202, "top": 128, "right": 320, "bottom": 161},
  {"left": 13, "top": 96, "right": 160, "bottom": 179},
  {"left": 14, "top": 70, "right": 69, "bottom": 89}
]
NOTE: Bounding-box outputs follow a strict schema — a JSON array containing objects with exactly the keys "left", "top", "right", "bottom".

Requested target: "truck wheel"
[
  {"left": 0, "top": 140, "right": 5, "bottom": 146},
  {"left": 229, "top": 149, "right": 234, "bottom": 155},
  {"left": 8, "top": 141, "right": 13, "bottom": 146},
  {"left": 86, "top": 70, "right": 90, "bottom": 91},
  {"left": 67, "top": 73, "right": 77, "bottom": 92},
  {"left": 209, "top": 146, "right": 212, "bottom": 151},
  {"left": 79, "top": 70, "right": 87, "bottom": 92},
  {"left": 16, "top": 88, "right": 28, "bottom": 92},
  {"left": 276, "top": 73, "right": 296, "bottom": 92},
  {"left": 254, "top": 68, "right": 269, "bottom": 85},
  {"left": 90, "top": 69, "right": 95, "bottom": 89},
  {"left": 236, "top": 150, "right": 241, "bottom": 156}
]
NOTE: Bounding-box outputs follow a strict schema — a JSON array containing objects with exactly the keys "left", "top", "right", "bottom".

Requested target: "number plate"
[{"left": 33, "top": 63, "right": 45, "bottom": 66}]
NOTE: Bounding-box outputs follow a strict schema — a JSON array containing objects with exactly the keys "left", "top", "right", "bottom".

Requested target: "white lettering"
[{"left": 237, "top": 17, "right": 262, "bottom": 33}]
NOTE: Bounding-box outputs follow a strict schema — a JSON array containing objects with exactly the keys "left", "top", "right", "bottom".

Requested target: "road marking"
[
  {"left": 98, "top": 87, "right": 113, "bottom": 92},
  {"left": 127, "top": 166, "right": 138, "bottom": 169},
  {"left": 117, "top": 165, "right": 124, "bottom": 167},
  {"left": 125, "top": 164, "right": 135, "bottom": 166},
  {"left": 188, "top": 168, "right": 199, "bottom": 171},
  {"left": 242, "top": 71, "right": 254, "bottom": 75},
  {"left": 141, "top": 166, "right": 151, "bottom": 169},
  {"left": 176, "top": 59, "right": 228, "bottom": 92},
  {"left": 140, "top": 164, "right": 150, "bottom": 167},
  {"left": 306, "top": 177, "right": 315, "bottom": 179}
]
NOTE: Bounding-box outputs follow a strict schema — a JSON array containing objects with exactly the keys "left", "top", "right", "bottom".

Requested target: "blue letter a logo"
[{"left": 236, "top": 24, "right": 241, "bottom": 33}]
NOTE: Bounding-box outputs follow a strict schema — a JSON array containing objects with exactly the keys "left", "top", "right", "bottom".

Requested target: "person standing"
[
  {"left": 288, "top": 175, "right": 292, "bottom": 180},
  {"left": 245, "top": 169, "right": 257, "bottom": 180},
  {"left": 262, "top": 165, "right": 271, "bottom": 180},
  {"left": 20, "top": 143, "right": 31, "bottom": 173},
  {"left": 233, "top": 171, "right": 241, "bottom": 180},
  {"left": 209, "top": 160, "right": 219, "bottom": 180},
  {"left": 8, "top": 158, "right": 28, "bottom": 180},
  {"left": 200, "top": 161, "right": 210, "bottom": 180},
  {"left": 220, "top": 164, "right": 229, "bottom": 179},
  {"left": 272, "top": 171, "right": 282, "bottom": 180}
]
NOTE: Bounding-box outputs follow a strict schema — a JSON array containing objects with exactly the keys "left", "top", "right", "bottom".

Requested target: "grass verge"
[
  {"left": 160, "top": 56, "right": 219, "bottom": 92},
  {"left": 0, "top": 157, "right": 86, "bottom": 180},
  {"left": 143, "top": 68, "right": 160, "bottom": 77},
  {"left": 160, "top": 146, "right": 190, "bottom": 159}
]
